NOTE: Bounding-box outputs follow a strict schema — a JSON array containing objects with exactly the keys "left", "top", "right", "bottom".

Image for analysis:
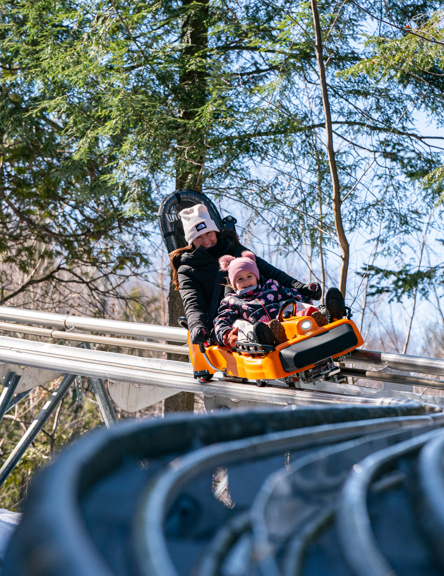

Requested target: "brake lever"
[{"left": 198, "top": 341, "right": 211, "bottom": 353}]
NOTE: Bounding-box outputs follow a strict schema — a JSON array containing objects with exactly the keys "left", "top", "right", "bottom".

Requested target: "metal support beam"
[
  {"left": 0, "top": 372, "right": 21, "bottom": 423},
  {"left": 6, "top": 389, "right": 32, "bottom": 412},
  {"left": 80, "top": 343, "right": 117, "bottom": 427},
  {"left": 88, "top": 377, "right": 117, "bottom": 427},
  {"left": 0, "top": 373, "right": 76, "bottom": 487}
]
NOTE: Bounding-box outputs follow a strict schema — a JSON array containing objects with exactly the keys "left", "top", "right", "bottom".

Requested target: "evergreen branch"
[{"left": 348, "top": 0, "right": 444, "bottom": 47}]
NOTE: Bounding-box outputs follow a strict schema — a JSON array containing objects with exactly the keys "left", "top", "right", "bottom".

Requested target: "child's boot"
[
  {"left": 268, "top": 319, "right": 288, "bottom": 344},
  {"left": 311, "top": 311, "right": 328, "bottom": 327},
  {"left": 252, "top": 322, "right": 276, "bottom": 346}
]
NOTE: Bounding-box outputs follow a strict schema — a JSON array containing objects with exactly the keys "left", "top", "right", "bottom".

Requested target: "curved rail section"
[{"left": 3, "top": 403, "right": 444, "bottom": 576}]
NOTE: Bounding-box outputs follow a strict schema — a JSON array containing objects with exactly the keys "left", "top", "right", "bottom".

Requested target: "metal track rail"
[
  {"left": 0, "top": 335, "right": 417, "bottom": 407},
  {"left": 138, "top": 414, "right": 444, "bottom": 576},
  {"left": 1, "top": 306, "right": 444, "bottom": 382},
  {"left": 340, "top": 367, "right": 444, "bottom": 389},
  {"left": 0, "top": 320, "right": 189, "bottom": 356},
  {"left": 350, "top": 348, "right": 444, "bottom": 377},
  {"left": 0, "top": 307, "right": 187, "bottom": 342},
  {"left": 2, "top": 404, "right": 433, "bottom": 576},
  {"left": 337, "top": 428, "right": 444, "bottom": 576}
]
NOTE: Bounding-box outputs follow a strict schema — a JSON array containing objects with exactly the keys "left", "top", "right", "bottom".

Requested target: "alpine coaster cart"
[{"left": 158, "top": 190, "right": 364, "bottom": 387}]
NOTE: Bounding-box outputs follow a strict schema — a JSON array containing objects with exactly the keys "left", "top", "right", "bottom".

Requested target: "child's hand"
[{"left": 223, "top": 327, "right": 239, "bottom": 347}]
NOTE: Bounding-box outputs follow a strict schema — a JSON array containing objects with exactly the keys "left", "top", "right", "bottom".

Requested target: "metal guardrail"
[
  {"left": 0, "top": 335, "right": 426, "bottom": 408},
  {"left": 2, "top": 403, "right": 442, "bottom": 576},
  {"left": 351, "top": 348, "right": 444, "bottom": 377},
  {"left": 0, "top": 320, "right": 189, "bottom": 356},
  {"left": 1, "top": 305, "right": 444, "bottom": 378},
  {"left": 0, "top": 306, "right": 188, "bottom": 342}
]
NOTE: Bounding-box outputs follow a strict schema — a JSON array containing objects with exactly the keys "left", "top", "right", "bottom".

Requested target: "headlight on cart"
[{"left": 300, "top": 319, "right": 313, "bottom": 331}]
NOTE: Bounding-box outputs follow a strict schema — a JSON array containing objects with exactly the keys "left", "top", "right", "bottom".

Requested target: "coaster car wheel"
[{"left": 194, "top": 370, "right": 214, "bottom": 382}]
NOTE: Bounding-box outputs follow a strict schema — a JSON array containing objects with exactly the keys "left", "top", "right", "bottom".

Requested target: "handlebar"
[{"left": 278, "top": 299, "right": 299, "bottom": 322}]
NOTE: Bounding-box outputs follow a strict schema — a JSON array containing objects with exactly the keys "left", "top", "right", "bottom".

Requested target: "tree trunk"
[
  {"left": 402, "top": 210, "right": 432, "bottom": 354},
  {"left": 175, "top": 0, "right": 209, "bottom": 192},
  {"left": 164, "top": 269, "right": 196, "bottom": 413},
  {"left": 165, "top": 0, "right": 209, "bottom": 413},
  {"left": 165, "top": 282, "right": 194, "bottom": 413},
  {"left": 310, "top": 0, "right": 349, "bottom": 296}
]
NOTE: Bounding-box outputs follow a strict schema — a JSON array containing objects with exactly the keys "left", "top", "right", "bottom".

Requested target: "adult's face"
[{"left": 193, "top": 230, "right": 217, "bottom": 249}]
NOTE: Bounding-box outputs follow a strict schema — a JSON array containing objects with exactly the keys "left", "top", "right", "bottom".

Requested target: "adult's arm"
[
  {"left": 238, "top": 242, "right": 300, "bottom": 289},
  {"left": 238, "top": 243, "right": 321, "bottom": 300},
  {"left": 177, "top": 269, "right": 209, "bottom": 333}
]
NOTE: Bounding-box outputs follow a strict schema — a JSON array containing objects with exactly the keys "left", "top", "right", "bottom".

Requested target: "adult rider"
[{"left": 169, "top": 204, "right": 322, "bottom": 345}]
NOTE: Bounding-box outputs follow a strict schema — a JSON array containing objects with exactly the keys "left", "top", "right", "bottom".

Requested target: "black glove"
[
  {"left": 293, "top": 281, "right": 322, "bottom": 301},
  {"left": 190, "top": 326, "right": 209, "bottom": 345}
]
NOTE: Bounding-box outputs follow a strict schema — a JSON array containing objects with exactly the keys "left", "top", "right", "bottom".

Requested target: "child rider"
[{"left": 213, "top": 251, "right": 345, "bottom": 348}]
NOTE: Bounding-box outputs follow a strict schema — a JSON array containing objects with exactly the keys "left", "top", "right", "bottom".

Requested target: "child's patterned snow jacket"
[{"left": 213, "top": 278, "right": 305, "bottom": 344}]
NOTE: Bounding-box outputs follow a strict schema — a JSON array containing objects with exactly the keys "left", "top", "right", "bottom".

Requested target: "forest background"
[{"left": 1, "top": 0, "right": 444, "bottom": 509}]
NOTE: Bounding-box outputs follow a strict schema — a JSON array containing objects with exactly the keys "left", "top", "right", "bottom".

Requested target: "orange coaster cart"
[{"left": 188, "top": 301, "right": 363, "bottom": 386}]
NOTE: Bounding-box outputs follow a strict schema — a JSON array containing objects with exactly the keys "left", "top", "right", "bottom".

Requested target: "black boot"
[
  {"left": 318, "top": 288, "right": 346, "bottom": 323},
  {"left": 252, "top": 322, "right": 276, "bottom": 346}
]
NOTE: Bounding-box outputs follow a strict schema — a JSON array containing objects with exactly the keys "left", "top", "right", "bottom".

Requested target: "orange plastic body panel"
[
  {"left": 188, "top": 316, "right": 364, "bottom": 381},
  {"left": 188, "top": 332, "right": 217, "bottom": 375}
]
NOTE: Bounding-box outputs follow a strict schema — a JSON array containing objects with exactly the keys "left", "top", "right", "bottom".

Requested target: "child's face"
[{"left": 235, "top": 272, "right": 257, "bottom": 291}]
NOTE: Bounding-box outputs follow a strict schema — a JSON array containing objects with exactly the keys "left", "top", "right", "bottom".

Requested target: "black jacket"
[{"left": 176, "top": 234, "right": 302, "bottom": 333}]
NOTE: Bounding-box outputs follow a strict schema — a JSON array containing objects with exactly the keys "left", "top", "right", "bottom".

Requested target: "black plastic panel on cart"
[{"left": 279, "top": 323, "right": 359, "bottom": 372}]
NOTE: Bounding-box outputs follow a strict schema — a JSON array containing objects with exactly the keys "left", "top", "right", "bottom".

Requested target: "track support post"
[
  {"left": 79, "top": 342, "right": 117, "bottom": 426},
  {"left": 0, "top": 373, "right": 76, "bottom": 487},
  {"left": 0, "top": 373, "right": 21, "bottom": 423}
]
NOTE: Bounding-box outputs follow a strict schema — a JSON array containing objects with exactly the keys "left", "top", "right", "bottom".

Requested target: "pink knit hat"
[{"left": 219, "top": 251, "right": 260, "bottom": 286}]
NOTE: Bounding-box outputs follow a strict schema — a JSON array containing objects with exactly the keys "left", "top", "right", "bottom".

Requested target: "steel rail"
[
  {"left": 0, "top": 344, "right": 407, "bottom": 407},
  {"left": 136, "top": 415, "right": 442, "bottom": 576},
  {"left": 0, "top": 306, "right": 188, "bottom": 342},
  {"left": 351, "top": 348, "right": 444, "bottom": 377},
  {"left": 2, "top": 307, "right": 444, "bottom": 378},
  {"left": 0, "top": 320, "right": 189, "bottom": 356},
  {"left": 0, "top": 335, "right": 193, "bottom": 376},
  {"left": 0, "top": 336, "right": 418, "bottom": 407},
  {"left": 340, "top": 367, "right": 444, "bottom": 389},
  {"left": 0, "top": 332, "right": 441, "bottom": 410},
  {"left": 418, "top": 433, "right": 444, "bottom": 569},
  {"left": 250, "top": 419, "right": 444, "bottom": 576},
  {"left": 337, "top": 427, "right": 444, "bottom": 576}
]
